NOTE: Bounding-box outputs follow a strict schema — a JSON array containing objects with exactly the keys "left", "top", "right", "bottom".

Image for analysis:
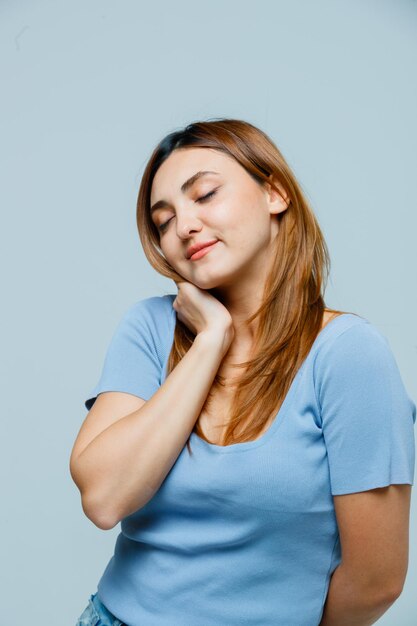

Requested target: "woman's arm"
[
  {"left": 70, "top": 326, "right": 232, "bottom": 529},
  {"left": 318, "top": 562, "right": 399, "bottom": 626},
  {"left": 319, "top": 484, "right": 411, "bottom": 625}
]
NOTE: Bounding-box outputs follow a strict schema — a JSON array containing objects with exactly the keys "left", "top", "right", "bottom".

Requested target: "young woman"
[{"left": 71, "top": 119, "right": 416, "bottom": 626}]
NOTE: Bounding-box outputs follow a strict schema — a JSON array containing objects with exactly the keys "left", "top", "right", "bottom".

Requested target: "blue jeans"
[{"left": 75, "top": 592, "right": 126, "bottom": 626}]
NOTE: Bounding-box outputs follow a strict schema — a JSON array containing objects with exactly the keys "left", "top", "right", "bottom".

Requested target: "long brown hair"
[{"left": 137, "top": 118, "right": 359, "bottom": 454}]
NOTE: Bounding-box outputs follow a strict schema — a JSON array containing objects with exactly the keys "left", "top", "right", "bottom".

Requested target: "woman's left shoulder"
[
  {"left": 315, "top": 313, "right": 401, "bottom": 381},
  {"left": 314, "top": 313, "right": 416, "bottom": 414}
]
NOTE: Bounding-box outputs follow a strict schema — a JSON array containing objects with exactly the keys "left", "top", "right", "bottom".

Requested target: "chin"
[
  {"left": 177, "top": 257, "right": 239, "bottom": 290},
  {"left": 193, "top": 270, "right": 239, "bottom": 291},
  {"left": 188, "top": 276, "right": 221, "bottom": 290}
]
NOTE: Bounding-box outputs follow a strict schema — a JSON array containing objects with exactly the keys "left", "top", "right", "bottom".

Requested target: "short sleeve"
[
  {"left": 84, "top": 295, "right": 175, "bottom": 411},
  {"left": 314, "top": 321, "right": 416, "bottom": 496}
]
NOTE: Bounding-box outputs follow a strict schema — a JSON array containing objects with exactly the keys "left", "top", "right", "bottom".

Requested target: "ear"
[{"left": 263, "top": 177, "right": 290, "bottom": 215}]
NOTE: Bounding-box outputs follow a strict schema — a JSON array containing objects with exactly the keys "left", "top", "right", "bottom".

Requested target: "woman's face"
[{"left": 149, "top": 147, "right": 289, "bottom": 291}]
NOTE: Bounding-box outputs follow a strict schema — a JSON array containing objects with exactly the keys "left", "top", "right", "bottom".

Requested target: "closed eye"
[
  {"left": 197, "top": 189, "right": 217, "bottom": 203},
  {"left": 157, "top": 188, "right": 218, "bottom": 233}
]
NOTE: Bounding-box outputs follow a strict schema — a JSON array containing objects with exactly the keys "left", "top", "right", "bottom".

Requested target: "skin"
[{"left": 150, "top": 147, "right": 291, "bottom": 355}]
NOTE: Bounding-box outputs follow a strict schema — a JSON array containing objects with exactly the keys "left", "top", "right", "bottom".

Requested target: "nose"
[{"left": 176, "top": 211, "right": 202, "bottom": 239}]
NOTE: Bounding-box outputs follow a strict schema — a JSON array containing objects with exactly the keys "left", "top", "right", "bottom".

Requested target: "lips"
[{"left": 186, "top": 239, "right": 219, "bottom": 259}]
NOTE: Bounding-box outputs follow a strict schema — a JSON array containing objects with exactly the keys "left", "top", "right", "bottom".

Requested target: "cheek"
[
  {"left": 159, "top": 241, "right": 178, "bottom": 266},
  {"left": 221, "top": 203, "right": 266, "bottom": 246},
  {"left": 212, "top": 202, "right": 248, "bottom": 237}
]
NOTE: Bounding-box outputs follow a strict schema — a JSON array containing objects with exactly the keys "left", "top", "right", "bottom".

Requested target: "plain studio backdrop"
[{"left": 1, "top": 1, "right": 416, "bottom": 624}]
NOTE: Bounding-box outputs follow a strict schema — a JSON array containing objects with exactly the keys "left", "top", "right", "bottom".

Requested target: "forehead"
[{"left": 150, "top": 147, "right": 240, "bottom": 201}]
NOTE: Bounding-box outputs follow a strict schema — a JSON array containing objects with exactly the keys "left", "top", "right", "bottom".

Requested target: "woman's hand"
[{"left": 173, "top": 281, "right": 234, "bottom": 342}]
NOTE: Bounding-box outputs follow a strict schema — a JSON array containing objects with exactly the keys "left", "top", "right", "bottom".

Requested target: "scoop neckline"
[{"left": 189, "top": 312, "right": 362, "bottom": 454}]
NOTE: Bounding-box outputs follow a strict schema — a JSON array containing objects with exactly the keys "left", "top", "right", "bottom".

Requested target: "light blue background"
[{"left": 1, "top": 1, "right": 416, "bottom": 624}]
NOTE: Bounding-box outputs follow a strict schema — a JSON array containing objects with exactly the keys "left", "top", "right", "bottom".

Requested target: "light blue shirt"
[{"left": 85, "top": 295, "right": 416, "bottom": 626}]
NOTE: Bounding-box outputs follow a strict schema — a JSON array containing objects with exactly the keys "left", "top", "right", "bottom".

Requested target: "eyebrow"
[{"left": 150, "top": 170, "right": 220, "bottom": 216}]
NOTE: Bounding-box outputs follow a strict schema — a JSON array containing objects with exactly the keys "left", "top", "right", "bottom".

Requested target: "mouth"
[{"left": 189, "top": 240, "right": 219, "bottom": 261}]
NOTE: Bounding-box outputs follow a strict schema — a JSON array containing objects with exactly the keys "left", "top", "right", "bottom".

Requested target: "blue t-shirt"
[{"left": 84, "top": 295, "right": 416, "bottom": 626}]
